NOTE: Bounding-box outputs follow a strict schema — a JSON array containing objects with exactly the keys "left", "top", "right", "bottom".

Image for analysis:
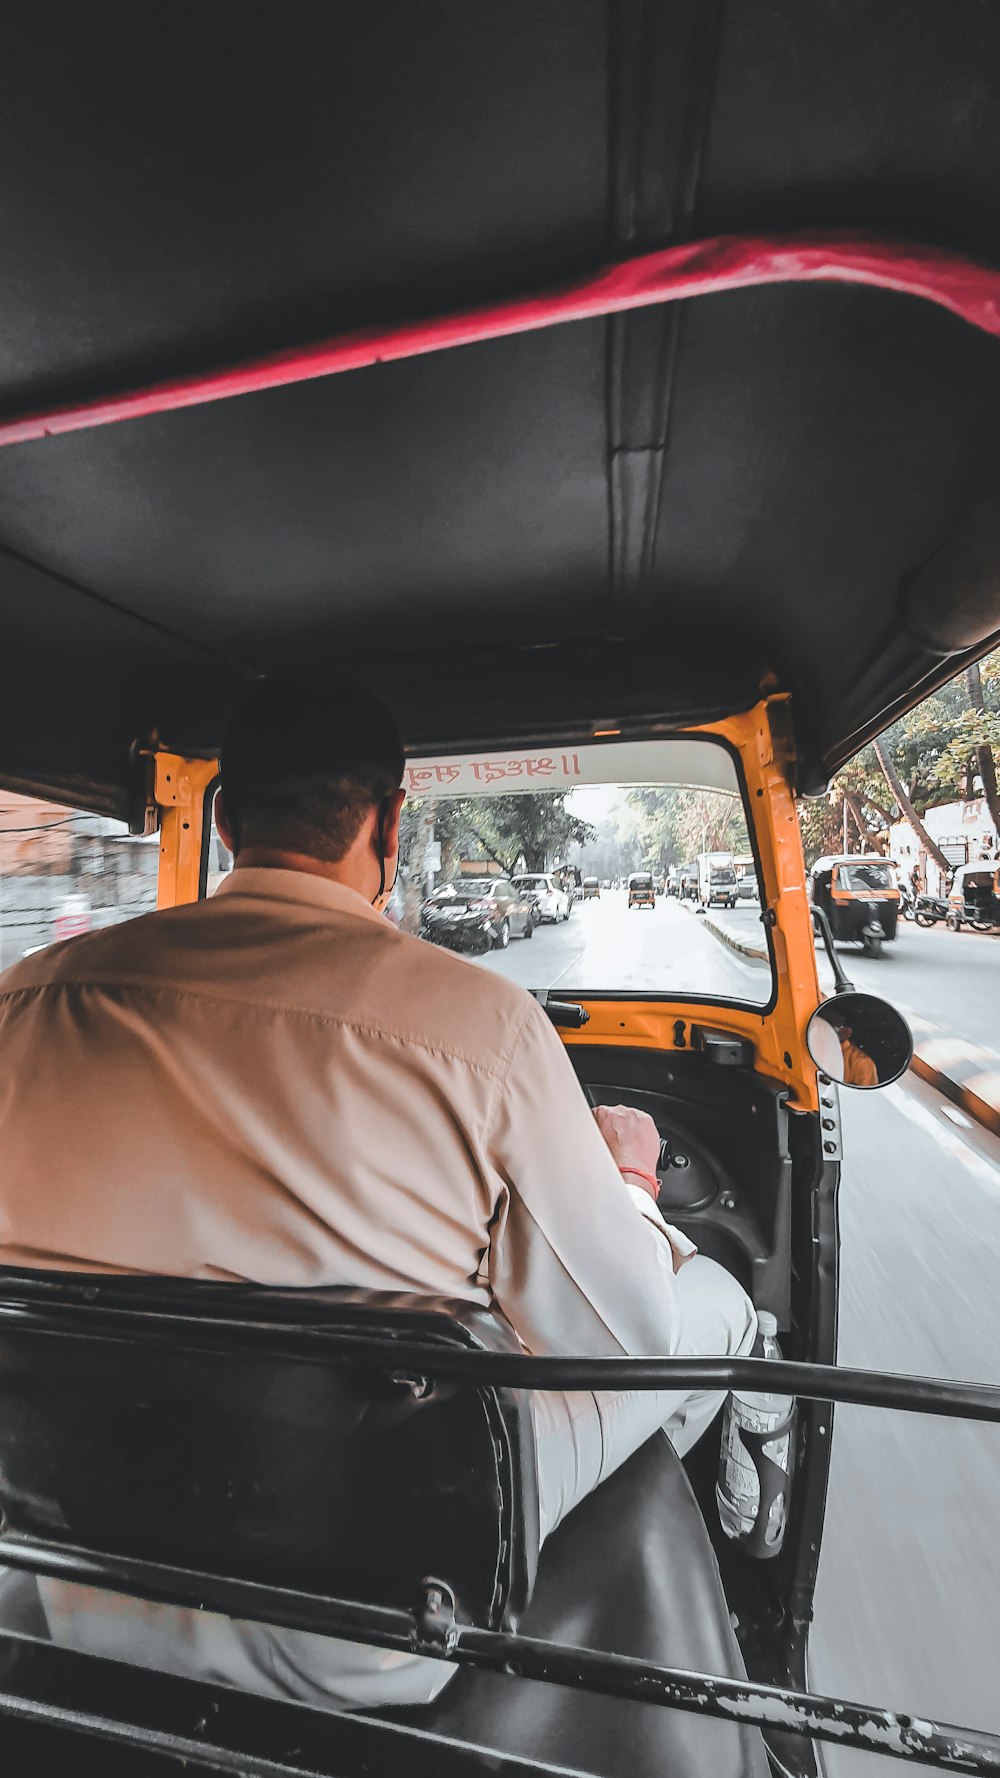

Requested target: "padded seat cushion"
[
  {"left": 0, "top": 1435, "right": 768, "bottom": 1777},
  {"left": 0, "top": 1569, "right": 48, "bottom": 1641},
  {"left": 378, "top": 1430, "right": 768, "bottom": 1778}
]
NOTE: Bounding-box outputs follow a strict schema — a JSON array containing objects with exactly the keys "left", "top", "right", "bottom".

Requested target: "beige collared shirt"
[
  {"left": 0, "top": 866, "right": 692, "bottom": 1323},
  {"left": 0, "top": 867, "right": 699, "bottom": 1707}
]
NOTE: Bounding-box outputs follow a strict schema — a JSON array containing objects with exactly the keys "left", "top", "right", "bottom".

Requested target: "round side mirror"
[{"left": 806, "top": 991, "right": 913, "bottom": 1090}]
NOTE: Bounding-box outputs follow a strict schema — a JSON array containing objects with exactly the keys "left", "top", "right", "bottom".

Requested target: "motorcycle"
[{"left": 913, "top": 892, "right": 950, "bottom": 928}]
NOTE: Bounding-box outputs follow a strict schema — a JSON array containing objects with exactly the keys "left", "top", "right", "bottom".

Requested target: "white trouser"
[
  {"left": 531, "top": 1253, "right": 758, "bottom": 1544},
  {"left": 38, "top": 1256, "right": 756, "bottom": 1712}
]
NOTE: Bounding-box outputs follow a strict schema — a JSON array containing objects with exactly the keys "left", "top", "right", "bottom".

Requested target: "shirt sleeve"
[{"left": 485, "top": 997, "right": 691, "bottom": 1362}]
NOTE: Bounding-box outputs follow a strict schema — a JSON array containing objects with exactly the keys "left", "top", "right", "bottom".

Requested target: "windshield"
[
  {"left": 397, "top": 739, "right": 772, "bottom": 1006},
  {"left": 836, "top": 862, "right": 894, "bottom": 893},
  {"left": 429, "top": 880, "right": 493, "bottom": 901}
]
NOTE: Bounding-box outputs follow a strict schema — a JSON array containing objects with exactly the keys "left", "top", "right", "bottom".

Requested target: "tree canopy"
[
  {"left": 798, "top": 647, "right": 1000, "bottom": 867},
  {"left": 628, "top": 788, "right": 750, "bottom": 871},
  {"left": 399, "top": 791, "right": 595, "bottom": 880}
]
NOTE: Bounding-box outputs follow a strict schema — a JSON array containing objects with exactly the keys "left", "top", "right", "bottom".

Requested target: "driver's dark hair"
[{"left": 220, "top": 671, "right": 404, "bottom": 862}]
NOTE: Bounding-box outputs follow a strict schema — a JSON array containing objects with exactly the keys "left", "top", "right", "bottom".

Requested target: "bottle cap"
[{"left": 757, "top": 1311, "right": 778, "bottom": 1337}]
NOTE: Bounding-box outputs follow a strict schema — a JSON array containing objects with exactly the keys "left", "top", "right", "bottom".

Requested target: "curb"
[
  {"left": 701, "top": 910, "right": 1000, "bottom": 1140},
  {"left": 909, "top": 1055, "right": 1000, "bottom": 1138},
  {"left": 699, "top": 908, "right": 768, "bottom": 963},
  {"left": 905, "top": 1035, "right": 1000, "bottom": 1138}
]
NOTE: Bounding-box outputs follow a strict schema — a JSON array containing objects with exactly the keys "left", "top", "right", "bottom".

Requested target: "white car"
[{"left": 511, "top": 873, "right": 572, "bottom": 923}]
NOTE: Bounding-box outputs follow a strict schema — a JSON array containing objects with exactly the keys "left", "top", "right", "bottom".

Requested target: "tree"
[
  {"left": 459, "top": 794, "right": 595, "bottom": 874},
  {"left": 397, "top": 795, "right": 440, "bottom": 931},
  {"left": 963, "top": 660, "right": 1000, "bottom": 839},
  {"left": 797, "top": 646, "right": 1000, "bottom": 868},
  {"left": 871, "top": 734, "right": 951, "bottom": 877},
  {"left": 398, "top": 791, "right": 595, "bottom": 884},
  {"left": 627, "top": 788, "right": 749, "bottom": 870}
]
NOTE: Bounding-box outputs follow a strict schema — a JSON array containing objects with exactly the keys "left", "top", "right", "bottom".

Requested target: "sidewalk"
[{"left": 700, "top": 907, "right": 1000, "bottom": 1138}]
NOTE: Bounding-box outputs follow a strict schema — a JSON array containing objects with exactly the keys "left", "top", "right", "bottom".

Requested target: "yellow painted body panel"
[{"left": 152, "top": 753, "right": 218, "bottom": 911}]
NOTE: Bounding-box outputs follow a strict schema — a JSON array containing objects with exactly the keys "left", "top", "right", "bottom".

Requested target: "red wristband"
[{"left": 619, "top": 1165, "right": 660, "bottom": 1194}]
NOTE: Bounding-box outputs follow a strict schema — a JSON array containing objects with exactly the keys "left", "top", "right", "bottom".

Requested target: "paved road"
[
  {"left": 443, "top": 894, "right": 1000, "bottom": 1765},
  {"left": 465, "top": 890, "right": 771, "bottom": 1002},
  {"left": 814, "top": 1076, "right": 1000, "bottom": 1773},
  {"left": 713, "top": 902, "right": 1000, "bottom": 1055}
]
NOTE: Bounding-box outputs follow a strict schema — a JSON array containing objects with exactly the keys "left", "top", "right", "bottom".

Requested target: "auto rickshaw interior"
[{"left": 1, "top": 5, "right": 1000, "bottom": 1776}]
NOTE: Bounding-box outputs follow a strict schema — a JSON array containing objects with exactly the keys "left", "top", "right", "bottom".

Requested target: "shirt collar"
[{"left": 214, "top": 867, "right": 389, "bottom": 927}]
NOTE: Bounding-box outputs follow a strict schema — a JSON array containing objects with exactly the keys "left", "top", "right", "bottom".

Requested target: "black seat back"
[{"left": 0, "top": 1271, "right": 539, "bottom": 1634}]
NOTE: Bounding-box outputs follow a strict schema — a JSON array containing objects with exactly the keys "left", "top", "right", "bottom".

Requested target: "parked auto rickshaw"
[
  {"left": 809, "top": 855, "right": 901, "bottom": 956},
  {"left": 948, "top": 861, "right": 1000, "bottom": 932},
  {"left": 0, "top": 8, "right": 999, "bottom": 1778}
]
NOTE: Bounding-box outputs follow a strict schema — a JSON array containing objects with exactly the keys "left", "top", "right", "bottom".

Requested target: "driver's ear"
[
  {"left": 383, "top": 787, "right": 406, "bottom": 857},
  {"left": 214, "top": 789, "right": 236, "bottom": 856}
]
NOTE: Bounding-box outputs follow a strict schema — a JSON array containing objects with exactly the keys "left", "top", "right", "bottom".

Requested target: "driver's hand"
[{"left": 594, "top": 1104, "right": 661, "bottom": 1199}]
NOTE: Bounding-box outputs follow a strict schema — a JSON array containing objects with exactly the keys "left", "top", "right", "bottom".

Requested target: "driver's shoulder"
[{"left": 376, "top": 924, "right": 537, "bottom": 1056}]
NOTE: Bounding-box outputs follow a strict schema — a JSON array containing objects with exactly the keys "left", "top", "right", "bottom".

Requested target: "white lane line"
[{"left": 882, "top": 1081, "right": 1000, "bottom": 1194}]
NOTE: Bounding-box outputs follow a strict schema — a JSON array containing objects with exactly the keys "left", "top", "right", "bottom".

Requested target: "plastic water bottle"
[{"left": 716, "top": 1311, "right": 796, "bottom": 1558}]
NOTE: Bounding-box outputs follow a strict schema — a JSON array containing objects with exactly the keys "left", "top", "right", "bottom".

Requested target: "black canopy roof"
[{"left": 2, "top": 1, "right": 1000, "bottom": 815}]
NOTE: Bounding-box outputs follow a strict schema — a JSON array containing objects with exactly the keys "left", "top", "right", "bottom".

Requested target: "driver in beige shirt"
[{"left": 0, "top": 672, "right": 756, "bottom": 1712}]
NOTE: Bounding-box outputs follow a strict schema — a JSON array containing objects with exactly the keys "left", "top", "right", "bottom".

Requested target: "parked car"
[
  {"left": 421, "top": 877, "right": 536, "bottom": 952},
  {"left": 511, "top": 873, "right": 572, "bottom": 922},
  {"left": 582, "top": 877, "right": 601, "bottom": 899}
]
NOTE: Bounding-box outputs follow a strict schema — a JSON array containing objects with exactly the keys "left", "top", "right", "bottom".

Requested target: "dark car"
[{"left": 420, "top": 877, "right": 536, "bottom": 952}]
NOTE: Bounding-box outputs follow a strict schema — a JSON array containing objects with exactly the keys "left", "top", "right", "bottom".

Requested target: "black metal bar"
[
  {"left": 450, "top": 1625, "right": 1000, "bottom": 1775},
  {"left": 0, "top": 1536, "right": 417, "bottom": 1648},
  {"left": 0, "top": 1684, "right": 320, "bottom": 1778},
  {"left": 371, "top": 1350, "right": 1000, "bottom": 1425},
  {"left": 0, "top": 1685, "right": 587, "bottom": 1778},
  {"left": 0, "top": 1630, "right": 577, "bottom": 1778},
  {"left": 2, "top": 1540, "right": 998, "bottom": 1774},
  {"left": 2, "top": 1304, "right": 996, "bottom": 1424},
  {"left": 0, "top": 1677, "right": 590, "bottom": 1777},
  {"left": 811, "top": 904, "right": 856, "bottom": 992}
]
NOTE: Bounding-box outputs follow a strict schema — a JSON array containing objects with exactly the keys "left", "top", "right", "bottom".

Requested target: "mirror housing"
[{"left": 807, "top": 992, "right": 913, "bottom": 1090}]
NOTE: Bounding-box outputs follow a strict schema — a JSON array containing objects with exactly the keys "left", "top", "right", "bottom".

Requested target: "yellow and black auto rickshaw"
[
  {"left": 0, "top": 8, "right": 999, "bottom": 1778},
  {"left": 627, "top": 871, "right": 656, "bottom": 909},
  {"left": 809, "top": 855, "right": 901, "bottom": 956},
  {"left": 948, "top": 862, "right": 1000, "bottom": 933}
]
